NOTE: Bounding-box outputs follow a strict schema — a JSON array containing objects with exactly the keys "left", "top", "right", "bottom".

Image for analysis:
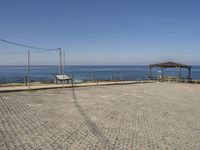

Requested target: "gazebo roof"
[{"left": 149, "top": 61, "right": 191, "bottom": 68}]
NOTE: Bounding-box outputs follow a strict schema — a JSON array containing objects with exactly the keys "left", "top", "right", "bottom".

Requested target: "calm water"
[{"left": 0, "top": 65, "right": 200, "bottom": 83}]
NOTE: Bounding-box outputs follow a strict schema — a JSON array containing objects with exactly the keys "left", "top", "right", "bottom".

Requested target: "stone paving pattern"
[{"left": 0, "top": 83, "right": 200, "bottom": 150}]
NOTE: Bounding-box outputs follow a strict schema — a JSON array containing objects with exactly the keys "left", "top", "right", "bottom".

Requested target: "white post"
[
  {"left": 71, "top": 75, "right": 74, "bottom": 87},
  {"left": 27, "top": 50, "right": 30, "bottom": 91},
  {"left": 179, "top": 66, "right": 181, "bottom": 82},
  {"left": 58, "top": 48, "right": 62, "bottom": 75},
  {"left": 91, "top": 74, "right": 94, "bottom": 83},
  {"left": 63, "top": 50, "right": 65, "bottom": 88}
]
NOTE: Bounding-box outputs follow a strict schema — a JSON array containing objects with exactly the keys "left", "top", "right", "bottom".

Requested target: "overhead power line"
[{"left": 0, "top": 38, "right": 58, "bottom": 51}]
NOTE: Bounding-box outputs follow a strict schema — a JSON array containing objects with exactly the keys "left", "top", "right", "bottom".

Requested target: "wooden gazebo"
[{"left": 149, "top": 61, "right": 191, "bottom": 80}]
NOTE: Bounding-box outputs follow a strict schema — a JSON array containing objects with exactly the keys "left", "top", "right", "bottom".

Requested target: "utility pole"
[
  {"left": 58, "top": 48, "right": 62, "bottom": 74},
  {"left": 27, "top": 50, "right": 30, "bottom": 91}
]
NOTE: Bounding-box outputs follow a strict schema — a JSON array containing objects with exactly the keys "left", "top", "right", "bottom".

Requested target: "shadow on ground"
[{"left": 71, "top": 87, "right": 117, "bottom": 149}]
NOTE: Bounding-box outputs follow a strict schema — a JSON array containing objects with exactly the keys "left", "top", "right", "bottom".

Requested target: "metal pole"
[
  {"left": 149, "top": 66, "right": 152, "bottom": 80},
  {"left": 141, "top": 75, "right": 143, "bottom": 83},
  {"left": 179, "top": 66, "right": 181, "bottom": 82},
  {"left": 91, "top": 74, "right": 94, "bottom": 83},
  {"left": 63, "top": 50, "right": 65, "bottom": 88},
  {"left": 58, "top": 48, "right": 62, "bottom": 75},
  {"left": 27, "top": 50, "right": 30, "bottom": 91},
  {"left": 71, "top": 75, "right": 74, "bottom": 87},
  {"left": 179, "top": 67, "right": 181, "bottom": 79},
  {"left": 161, "top": 68, "right": 164, "bottom": 78},
  {"left": 188, "top": 67, "right": 191, "bottom": 79}
]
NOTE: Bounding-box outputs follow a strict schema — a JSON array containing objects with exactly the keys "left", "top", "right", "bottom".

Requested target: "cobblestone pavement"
[{"left": 0, "top": 83, "right": 200, "bottom": 150}]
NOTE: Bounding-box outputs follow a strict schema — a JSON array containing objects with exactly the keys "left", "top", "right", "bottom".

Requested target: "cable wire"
[
  {"left": 0, "top": 49, "right": 58, "bottom": 54},
  {"left": 0, "top": 52, "right": 27, "bottom": 55},
  {"left": 0, "top": 38, "right": 59, "bottom": 51}
]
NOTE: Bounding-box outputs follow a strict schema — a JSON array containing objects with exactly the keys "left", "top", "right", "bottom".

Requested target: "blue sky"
[{"left": 0, "top": 0, "right": 200, "bottom": 65}]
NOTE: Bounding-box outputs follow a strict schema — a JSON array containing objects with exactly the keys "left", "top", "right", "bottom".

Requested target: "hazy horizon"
[{"left": 1, "top": 63, "right": 200, "bottom": 66}]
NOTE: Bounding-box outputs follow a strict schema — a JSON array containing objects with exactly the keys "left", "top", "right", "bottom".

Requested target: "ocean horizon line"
[{"left": 1, "top": 64, "right": 200, "bottom": 67}]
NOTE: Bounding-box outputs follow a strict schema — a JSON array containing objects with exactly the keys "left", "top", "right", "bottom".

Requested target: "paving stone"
[{"left": 0, "top": 83, "right": 200, "bottom": 149}]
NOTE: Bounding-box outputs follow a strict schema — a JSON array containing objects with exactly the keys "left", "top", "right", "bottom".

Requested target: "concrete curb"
[{"left": 0, "top": 81, "right": 156, "bottom": 93}]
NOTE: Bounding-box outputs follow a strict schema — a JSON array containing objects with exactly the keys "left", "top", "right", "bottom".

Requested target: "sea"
[{"left": 0, "top": 65, "right": 200, "bottom": 84}]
